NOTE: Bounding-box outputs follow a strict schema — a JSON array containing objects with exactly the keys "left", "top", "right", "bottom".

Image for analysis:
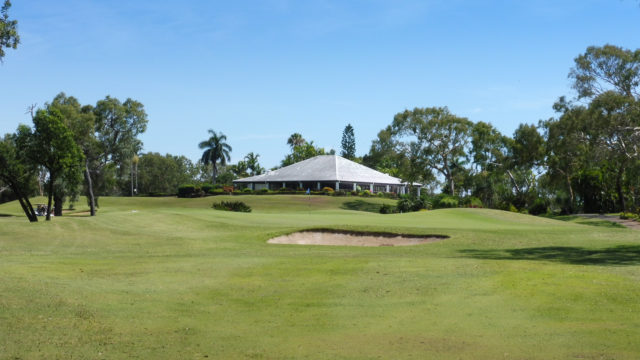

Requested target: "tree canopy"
[
  {"left": 199, "top": 130, "right": 232, "bottom": 185},
  {"left": 340, "top": 124, "right": 356, "bottom": 160},
  {"left": 0, "top": 0, "right": 19, "bottom": 62}
]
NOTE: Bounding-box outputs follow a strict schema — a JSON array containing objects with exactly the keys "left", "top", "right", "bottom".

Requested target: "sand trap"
[{"left": 268, "top": 230, "right": 448, "bottom": 247}]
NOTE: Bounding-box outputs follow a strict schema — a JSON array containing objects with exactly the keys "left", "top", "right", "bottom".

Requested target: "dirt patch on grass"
[{"left": 268, "top": 229, "right": 448, "bottom": 247}]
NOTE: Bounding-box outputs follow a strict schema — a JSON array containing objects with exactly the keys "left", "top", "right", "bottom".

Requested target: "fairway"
[{"left": 1, "top": 195, "right": 639, "bottom": 359}]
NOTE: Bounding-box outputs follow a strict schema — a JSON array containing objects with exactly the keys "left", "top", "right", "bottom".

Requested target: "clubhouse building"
[{"left": 233, "top": 155, "right": 414, "bottom": 194}]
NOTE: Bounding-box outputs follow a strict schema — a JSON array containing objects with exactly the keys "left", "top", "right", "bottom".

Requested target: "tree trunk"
[
  {"left": 130, "top": 161, "right": 134, "bottom": 196},
  {"left": 506, "top": 170, "right": 521, "bottom": 195},
  {"left": 616, "top": 168, "right": 626, "bottom": 213},
  {"left": 135, "top": 161, "right": 138, "bottom": 195},
  {"left": 16, "top": 192, "right": 37, "bottom": 222},
  {"left": 212, "top": 165, "right": 217, "bottom": 185},
  {"left": 85, "top": 160, "right": 96, "bottom": 216},
  {"left": 53, "top": 190, "right": 63, "bottom": 217},
  {"left": 565, "top": 173, "right": 575, "bottom": 214},
  {"left": 23, "top": 195, "right": 38, "bottom": 222},
  {"left": 5, "top": 176, "right": 38, "bottom": 222},
  {"left": 46, "top": 175, "right": 54, "bottom": 221}
]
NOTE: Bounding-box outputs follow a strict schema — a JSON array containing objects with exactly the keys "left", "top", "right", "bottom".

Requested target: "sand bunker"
[{"left": 268, "top": 230, "right": 448, "bottom": 247}]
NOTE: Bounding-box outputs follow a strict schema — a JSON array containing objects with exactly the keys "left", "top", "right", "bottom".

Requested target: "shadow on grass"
[
  {"left": 0, "top": 213, "right": 14, "bottom": 217},
  {"left": 545, "top": 215, "right": 626, "bottom": 228},
  {"left": 460, "top": 245, "right": 640, "bottom": 266},
  {"left": 341, "top": 200, "right": 382, "bottom": 213}
]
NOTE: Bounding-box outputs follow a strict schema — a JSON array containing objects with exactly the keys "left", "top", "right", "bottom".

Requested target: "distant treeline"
[{"left": 2, "top": 45, "right": 639, "bottom": 221}]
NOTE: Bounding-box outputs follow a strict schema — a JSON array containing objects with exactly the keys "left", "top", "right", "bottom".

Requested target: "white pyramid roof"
[{"left": 233, "top": 155, "right": 405, "bottom": 185}]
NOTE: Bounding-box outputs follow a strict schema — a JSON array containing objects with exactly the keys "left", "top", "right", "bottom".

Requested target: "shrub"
[
  {"left": 382, "top": 192, "right": 398, "bottom": 199},
  {"left": 178, "top": 184, "right": 196, "bottom": 198},
  {"left": 362, "top": 190, "right": 371, "bottom": 197},
  {"left": 322, "top": 187, "right": 334, "bottom": 193},
  {"left": 350, "top": 190, "right": 359, "bottom": 196},
  {"left": 258, "top": 188, "right": 270, "bottom": 194},
  {"left": 463, "top": 196, "right": 483, "bottom": 208},
  {"left": 509, "top": 204, "right": 518, "bottom": 212},
  {"left": 620, "top": 212, "right": 635, "bottom": 220},
  {"left": 242, "top": 188, "right": 253, "bottom": 193},
  {"left": 333, "top": 190, "right": 348, "bottom": 196},
  {"left": 528, "top": 198, "right": 548, "bottom": 215},
  {"left": 411, "top": 196, "right": 431, "bottom": 211},
  {"left": 212, "top": 201, "right": 252, "bottom": 212},
  {"left": 396, "top": 196, "right": 413, "bottom": 213},
  {"left": 201, "top": 183, "right": 214, "bottom": 193},
  {"left": 379, "top": 203, "right": 395, "bottom": 214},
  {"left": 432, "top": 194, "right": 459, "bottom": 209},
  {"left": 209, "top": 188, "right": 225, "bottom": 195},
  {"left": 377, "top": 192, "right": 385, "bottom": 198}
]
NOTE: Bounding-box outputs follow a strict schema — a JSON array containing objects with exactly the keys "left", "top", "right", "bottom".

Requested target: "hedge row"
[{"left": 177, "top": 184, "right": 399, "bottom": 199}]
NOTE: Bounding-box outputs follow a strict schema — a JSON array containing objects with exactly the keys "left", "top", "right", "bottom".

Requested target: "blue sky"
[{"left": 1, "top": 0, "right": 639, "bottom": 168}]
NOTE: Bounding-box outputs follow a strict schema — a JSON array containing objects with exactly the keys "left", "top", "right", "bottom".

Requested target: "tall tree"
[
  {"left": 570, "top": 44, "right": 640, "bottom": 99},
  {"left": 286, "top": 133, "right": 306, "bottom": 148},
  {"left": 18, "top": 109, "right": 84, "bottom": 220},
  {"left": 469, "top": 121, "right": 511, "bottom": 208},
  {"left": 136, "top": 152, "right": 194, "bottom": 195},
  {"left": 541, "top": 98, "right": 590, "bottom": 213},
  {"left": 390, "top": 107, "right": 473, "bottom": 195},
  {"left": 47, "top": 93, "right": 96, "bottom": 215},
  {"left": 505, "top": 124, "right": 545, "bottom": 209},
  {"left": 0, "top": 133, "right": 38, "bottom": 221},
  {"left": 363, "top": 126, "right": 406, "bottom": 178},
  {"left": 569, "top": 45, "right": 640, "bottom": 211},
  {"left": 340, "top": 124, "right": 356, "bottom": 159},
  {"left": 0, "top": 0, "right": 19, "bottom": 62},
  {"left": 92, "top": 95, "right": 148, "bottom": 206},
  {"left": 199, "top": 130, "right": 232, "bottom": 185}
]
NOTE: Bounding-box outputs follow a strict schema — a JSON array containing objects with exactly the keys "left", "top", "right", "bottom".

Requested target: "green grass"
[
  {"left": 545, "top": 214, "right": 627, "bottom": 228},
  {"left": 1, "top": 195, "right": 639, "bottom": 359}
]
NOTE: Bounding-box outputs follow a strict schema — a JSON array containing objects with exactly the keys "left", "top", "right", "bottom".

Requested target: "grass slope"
[{"left": 1, "top": 196, "right": 639, "bottom": 359}]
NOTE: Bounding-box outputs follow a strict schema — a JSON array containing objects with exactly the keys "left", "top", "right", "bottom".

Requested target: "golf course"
[{"left": 1, "top": 195, "right": 639, "bottom": 359}]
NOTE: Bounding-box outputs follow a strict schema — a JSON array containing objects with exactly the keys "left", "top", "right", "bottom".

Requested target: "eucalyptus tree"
[
  {"left": 362, "top": 126, "right": 406, "bottom": 178},
  {"left": 136, "top": 152, "right": 193, "bottom": 195},
  {"left": 17, "top": 109, "right": 84, "bottom": 221},
  {"left": 469, "top": 121, "right": 511, "bottom": 208},
  {"left": 390, "top": 107, "right": 473, "bottom": 196},
  {"left": 46, "top": 93, "right": 96, "bottom": 215},
  {"left": 505, "top": 124, "right": 545, "bottom": 209},
  {"left": 199, "top": 130, "right": 232, "bottom": 185},
  {"left": 92, "top": 96, "right": 148, "bottom": 202},
  {"left": 0, "top": 0, "right": 19, "bottom": 62},
  {"left": 569, "top": 44, "right": 640, "bottom": 211},
  {"left": 0, "top": 133, "right": 38, "bottom": 221}
]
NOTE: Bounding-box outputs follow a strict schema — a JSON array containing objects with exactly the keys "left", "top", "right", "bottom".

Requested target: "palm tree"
[
  {"left": 244, "top": 152, "right": 264, "bottom": 176},
  {"left": 199, "top": 130, "right": 232, "bottom": 185},
  {"left": 286, "top": 133, "right": 306, "bottom": 149}
]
